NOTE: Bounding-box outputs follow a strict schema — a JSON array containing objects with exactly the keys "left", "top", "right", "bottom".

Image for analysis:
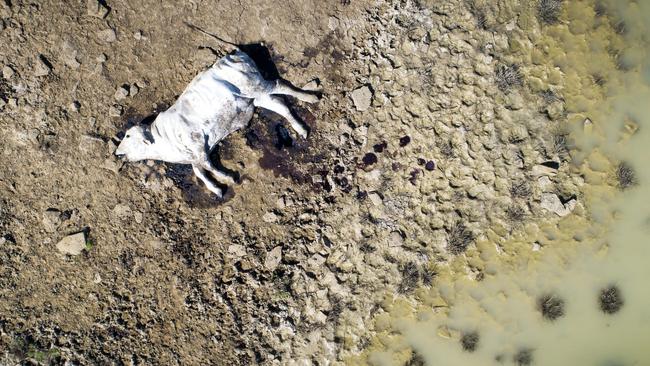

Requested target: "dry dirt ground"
[{"left": 0, "top": 0, "right": 582, "bottom": 364}]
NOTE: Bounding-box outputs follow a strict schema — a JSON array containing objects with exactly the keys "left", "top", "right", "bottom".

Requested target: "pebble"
[
  {"left": 108, "top": 105, "right": 123, "bottom": 117},
  {"left": 2, "top": 65, "right": 14, "bottom": 79},
  {"left": 87, "top": 0, "right": 110, "bottom": 19},
  {"left": 97, "top": 28, "right": 117, "bottom": 43},
  {"left": 114, "top": 85, "right": 129, "bottom": 100},
  {"left": 350, "top": 86, "right": 372, "bottom": 111},
  {"left": 263, "top": 211, "right": 278, "bottom": 223},
  {"left": 34, "top": 55, "right": 52, "bottom": 77},
  {"left": 265, "top": 246, "right": 282, "bottom": 271},
  {"left": 540, "top": 193, "right": 576, "bottom": 217},
  {"left": 56, "top": 232, "right": 87, "bottom": 255}
]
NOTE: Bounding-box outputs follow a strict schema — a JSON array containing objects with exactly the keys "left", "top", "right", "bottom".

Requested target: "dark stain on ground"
[
  {"left": 299, "top": 31, "right": 348, "bottom": 84},
  {"left": 246, "top": 101, "right": 329, "bottom": 192}
]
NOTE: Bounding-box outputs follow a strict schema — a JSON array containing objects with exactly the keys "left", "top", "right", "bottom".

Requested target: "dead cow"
[{"left": 115, "top": 49, "right": 320, "bottom": 197}]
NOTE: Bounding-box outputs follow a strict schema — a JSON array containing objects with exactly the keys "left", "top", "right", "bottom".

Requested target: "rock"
[
  {"left": 262, "top": 211, "right": 278, "bottom": 223},
  {"left": 56, "top": 232, "right": 87, "bottom": 255},
  {"left": 531, "top": 164, "right": 558, "bottom": 177},
  {"left": 114, "top": 85, "right": 129, "bottom": 100},
  {"left": 69, "top": 101, "right": 81, "bottom": 112},
  {"left": 42, "top": 209, "right": 61, "bottom": 233},
  {"left": 228, "top": 244, "right": 246, "bottom": 258},
  {"left": 109, "top": 105, "right": 123, "bottom": 117},
  {"left": 129, "top": 83, "right": 139, "bottom": 96},
  {"left": 112, "top": 204, "right": 131, "bottom": 220},
  {"left": 265, "top": 246, "right": 282, "bottom": 271},
  {"left": 540, "top": 193, "right": 575, "bottom": 217},
  {"left": 350, "top": 86, "right": 372, "bottom": 111},
  {"left": 61, "top": 41, "right": 81, "bottom": 69},
  {"left": 34, "top": 55, "right": 52, "bottom": 77},
  {"left": 537, "top": 176, "right": 553, "bottom": 191},
  {"left": 87, "top": 0, "right": 110, "bottom": 18},
  {"left": 2, "top": 65, "right": 14, "bottom": 79},
  {"left": 97, "top": 28, "right": 117, "bottom": 43}
]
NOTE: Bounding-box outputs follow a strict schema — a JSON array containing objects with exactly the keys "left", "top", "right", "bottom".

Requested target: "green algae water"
[{"left": 358, "top": 1, "right": 650, "bottom": 364}]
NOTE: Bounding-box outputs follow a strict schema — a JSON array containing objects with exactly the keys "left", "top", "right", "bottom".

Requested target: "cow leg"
[
  {"left": 192, "top": 164, "right": 223, "bottom": 198},
  {"left": 270, "top": 79, "right": 321, "bottom": 104},
  {"left": 202, "top": 158, "right": 237, "bottom": 185},
  {"left": 254, "top": 95, "right": 309, "bottom": 138}
]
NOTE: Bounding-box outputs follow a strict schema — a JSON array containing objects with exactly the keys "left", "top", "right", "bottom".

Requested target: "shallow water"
[{"left": 366, "top": 1, "right": 650, "bottom": 365}]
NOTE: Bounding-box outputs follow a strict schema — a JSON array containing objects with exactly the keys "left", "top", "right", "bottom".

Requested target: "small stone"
[
  {"left": 263, "top": 211, "right": 278, "bottom": 223},
  {"left": 350, "top": 86, "right": 372, "bottom": 111},
  {"left": 129, "top": 83, "right": 139, "bottom": 96},
  {"left": 265, "top": 246, "right": 282, "bottom": 271},
  {"left": 96, "top": 53, "right": 108, "bottom": 63},
  {"left": 43, "top": 209, "right": 62, "bottom": 233},
  {"left": 540, "top": 193, "right": 575, "bottom": 217},
  {"left": 114, "top": 85, "right": 129, "bottom": 100},
  {"left": 69, "top": 101, "right": 81, "bottom": 112},
  {"left": 228, "top": 244, "right": 246, "bottom": 257},
  {"left": 368, "top": 192, "right": 383, "bottom": 206},
  {"left": 134, "top": 30, "right": 145, "bottom": 41},
  {"left": 134, "top": 211, "right": 143, "bottom": 224},
  {"left": 532, "top": 164, "right": 558, "bottom": 177},
  {"left": 109, "top": 105, "right": 123, "bottom": 117},
  {"left": 97, "top": 28, "right": 117, "bottom": 43},
  {"left": 425, "top": 160, "right": 436, "bottom": 171},
  {"left": 2, "top": 65, "right": 14, "bottom": 79},
  {"left": 56, "top": 232, "right": 87, "bottom": 255},
  {"left": 87, "top": 0, "right": 110, "bottom": 18},
  {"left": 112, "top": 204, "right": 131, "bottom": 220},
  {"left": 34, "top": 55, "right": 52, "bottom": 77}
]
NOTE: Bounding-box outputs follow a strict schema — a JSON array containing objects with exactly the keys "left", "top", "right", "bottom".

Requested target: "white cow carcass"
[{"left": 115, "top": 50, "right": 320, "bottom": 197}]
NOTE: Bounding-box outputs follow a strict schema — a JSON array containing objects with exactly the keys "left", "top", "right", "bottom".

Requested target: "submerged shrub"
[
  {"left": 460, "top": 332, "right": 479, "bottom": 352},
  {"left": 616, "top": 162, "right": 637, "bottom": 190},
  {"left": 538, "top": 294, "right": 565, "bottom": 321},
  {"left": 600, "top": 285, "right": 624, "bottom": 314},
  {"left": 514, "top": 348, "right": 534, "bottom": 365}
]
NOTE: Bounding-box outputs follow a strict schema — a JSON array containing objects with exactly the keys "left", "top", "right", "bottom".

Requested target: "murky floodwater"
[{"left": 365, "top": 1, "right": 650, "bottom": 365}]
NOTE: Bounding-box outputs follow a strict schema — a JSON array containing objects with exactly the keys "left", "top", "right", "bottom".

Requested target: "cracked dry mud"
[{"left": 0, "top": 0, "right": 624, "bottom": 365}]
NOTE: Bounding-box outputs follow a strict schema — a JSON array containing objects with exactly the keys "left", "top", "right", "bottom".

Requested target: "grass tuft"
[
  {"left": 398, "top": 261, "right": 421, "bottom": 294},
  {"left": 448, "top": 223, "right": 474, "bottom": 254},
  {"left": 538, "top": 0, "right": 563, "bottom": 24},
  {"left": 495, "top": 64, "right": 522, "bottom": 92},
  {"left": 510, "top": 181, "right": 532, "bottom": 198}
]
